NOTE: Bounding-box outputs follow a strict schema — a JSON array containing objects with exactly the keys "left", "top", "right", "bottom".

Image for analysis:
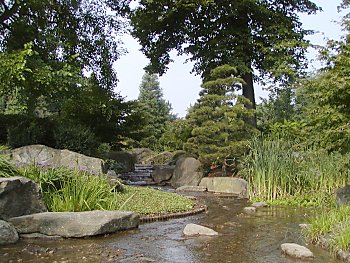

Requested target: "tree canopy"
[{"left": 130, "top": 0, "right": 320, "bottom": 123}]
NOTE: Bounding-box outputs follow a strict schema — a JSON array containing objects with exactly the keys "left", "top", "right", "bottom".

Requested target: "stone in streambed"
[
  {"left": 9, "top": 210, "right": 139, "bottom": 238},
  {"left": 251, "top": 202, "right": 268, "bottom": 208},
  {"left": 243, "top": 207, "right": 256, "bottom": 214},
  {"left": 183, "top": 223, "right": 218, "bottom": 236},
  {"left": 0, "top": 220, "right": 19, "bottom": 245},
  {"left": 281, "top": 243, "right": 314, "bottom": 259},
  {"left": 176, "top": 185, "right": 207, "bottom": 192}
]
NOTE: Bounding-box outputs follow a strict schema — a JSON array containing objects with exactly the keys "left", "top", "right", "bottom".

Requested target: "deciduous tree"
[{"left": 130, "top": 0, "right": 320, "bottom": 126}]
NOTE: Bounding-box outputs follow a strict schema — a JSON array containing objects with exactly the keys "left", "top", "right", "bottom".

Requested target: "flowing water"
[{"left": 0, "top": 192, "right": 342, "bottom": 263}]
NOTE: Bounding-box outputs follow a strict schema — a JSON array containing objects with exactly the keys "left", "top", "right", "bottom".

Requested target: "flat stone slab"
[
  {"left": 243, "top": 207, "right": 256, "bottom": 214},
  {"left": 251, "top": 202, "right": 268, "bottom": 208},
  {"left": 183, "top": 223, "right": 218, "bottom": 236},
  {"left": 9, "top": 210, "right": 139, "bottom": 238},
  {"left": 281, "top": 243, "right": 314, "bottom": 259},
  {"left": 176, "top": 186, "right": 207, "bottom": 192},
  {"left": 199, "top": 177, "right": 248, "bottom": 198}
]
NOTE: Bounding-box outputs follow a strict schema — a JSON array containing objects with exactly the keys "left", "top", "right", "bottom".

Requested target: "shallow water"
[{"left": 0, "top": 193, "right": 342, "bottom": 263}]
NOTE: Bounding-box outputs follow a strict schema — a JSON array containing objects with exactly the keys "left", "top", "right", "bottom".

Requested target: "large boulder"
[
  {"left": 9, "top": 210, "right": 139, "bottom": 238},
  {"left": 199, "top": 177, "right": 248, "bottom": 198},
  {"left": 0, "top": 177, "right": 47, "bottom": 220},
  {"left": 335, "top": 185, "right": 350, "bottom": 206},
  {"left": 0, "top": 220, "right": 19, "bottom": 245},
  {"left": 104, "top": 151, "right": 135, "bottom": 173},
  {"left": 7, "top": 145, "right": 104, "bottom": 175},
  {"left": 128, "top": 148, "right": 154, "bottom": 164},
  {"left": 171, "top": 157, "right": 204, "bottom": 188},
  {"left": 183, "top": 223, "right": 218, "bottom": 236},
  {"left": 151, "top": 165, "right": 175, "bottom": 184},
  {"left": 281, "top": 243, "right": 314, "bottom": 259}
]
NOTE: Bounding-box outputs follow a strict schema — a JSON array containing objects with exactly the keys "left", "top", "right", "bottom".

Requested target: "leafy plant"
[{"left": 0, "top": 155, "right": 20, "bottom": 178}]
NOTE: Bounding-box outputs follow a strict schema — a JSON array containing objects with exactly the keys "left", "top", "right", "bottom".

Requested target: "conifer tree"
[
  {"left": 185, "top": 65, "right": 257, "bottom": 171},
  {"left": 138, "top": 72, "right": 175, "bottom": 150}
]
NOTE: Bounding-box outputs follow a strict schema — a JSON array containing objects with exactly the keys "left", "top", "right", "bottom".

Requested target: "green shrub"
[{"left": 53, "top": 121, "right": 98, "bottom": 155}]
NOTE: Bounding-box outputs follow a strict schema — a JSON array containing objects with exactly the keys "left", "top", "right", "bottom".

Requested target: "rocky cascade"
[{"left": 119, "top": 164, "right": 156, "bottom": 186}]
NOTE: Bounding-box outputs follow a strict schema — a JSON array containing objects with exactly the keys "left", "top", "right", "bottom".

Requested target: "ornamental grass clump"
[
  {"left": 0, "top": 154, "right": 20, "bottom": 178},
  {"left": 243, "top": 136, "right": 350, "bottom": 206},
  {"left": 304, "top": 206, "right": 350, "bottom": 253}
]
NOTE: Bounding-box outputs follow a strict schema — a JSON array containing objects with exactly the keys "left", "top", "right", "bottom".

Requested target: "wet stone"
[
  {"left": 243, "top": 207, "right": 256, "bottom": 214},
  {"left": 281, "top": 243, "right": 314, "bottom": 259},
  {"left": 251, "top": 202, "right": 268, "bottom": 208},
  {"left": 183, "top": 223, "right": 218, "bottom": 236}
]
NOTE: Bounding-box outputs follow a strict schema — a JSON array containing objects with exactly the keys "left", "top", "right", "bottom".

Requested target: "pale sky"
[{"left": 114, "top": 1, "right": 347, "bottom": 117}]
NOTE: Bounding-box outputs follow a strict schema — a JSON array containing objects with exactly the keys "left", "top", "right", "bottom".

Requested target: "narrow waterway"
[{"left": 0, "top": 193, "right": 341, "bottom": 263}]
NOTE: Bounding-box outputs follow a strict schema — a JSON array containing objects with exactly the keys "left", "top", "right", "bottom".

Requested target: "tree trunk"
[{"left": 242, "top": 72, "right": 257, "bottom": 127}]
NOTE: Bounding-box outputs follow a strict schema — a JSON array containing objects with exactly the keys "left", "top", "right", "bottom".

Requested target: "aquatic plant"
[
  {"left": 242, "top": 136, "right": 350, "bottom": 206},
  {"left": 305, "top": 206, "right": 350, "bottom": 252}
]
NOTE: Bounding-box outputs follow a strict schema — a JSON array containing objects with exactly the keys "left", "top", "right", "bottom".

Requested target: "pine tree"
[
  {"left": 185, "top": 65, "right": 257, "bottom": 171},
  {"left": 138, "top": 72, "right": 175, "bottom": 150}
]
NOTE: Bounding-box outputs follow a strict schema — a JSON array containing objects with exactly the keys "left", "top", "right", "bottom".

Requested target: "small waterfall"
[{"left": 119, "top": 164, "right": 156, "bottom": 186}]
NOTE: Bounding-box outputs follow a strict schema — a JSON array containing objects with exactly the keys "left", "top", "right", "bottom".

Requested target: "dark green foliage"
[
  {"left": 256, "top": 86, "right": 297, "bottom": 133},
  {"left": 137, "top": 72, "right": 175, "bottom": 150},
  {"left": 130, "top": 0, "right": 320, "bottom": 112},
  {"left": 159, "top": 119, "right": 192, "bottom": 151},
  {"left": 53, "top": 121, "right": 98, "bottom": 156},
  {"left": 185, "top": 65, "right": 257, "bottom": 170},
  {"left": 4, "top": 115, "right": 55, "bottom": 148}
]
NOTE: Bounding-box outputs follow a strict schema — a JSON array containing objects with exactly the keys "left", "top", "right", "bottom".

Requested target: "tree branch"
[{"left": 0, "top": 1, "right": 21, "bottom": 24}]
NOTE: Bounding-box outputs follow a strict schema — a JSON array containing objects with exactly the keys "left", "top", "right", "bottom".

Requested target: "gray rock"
[
  {"left": 0, "top": 176, "right": 47, "bottom": 220},
  {"left": 251, "top": 202, "right": 268, "bottom": 208},
  {"left": 335, "top": 185, "right": 350, "bottom": 206},
  {"left": 20, "top": 233, "right": 62, "bottom": 239},
  {"left": 8, "top": 145, "right": 105, "bottom": 175},
  {"left": 176, "top": 185, "right": 207, "bottom": 192},
  {"left": 199, "top": 177, "right": 248, "bottom": 198},
  {"left": 299, "top": 223, "right": 310, "bottom": 229},
  {"left": 171, "top": 157, "right": 204, "bottom": 188},
  {"left": 243, "top": 207, "right": 256, "bottom": 214},
  {"left": 0, "top": 220, "right": 19, "bottom": 245},
  {"left": 281, "top": 243, "right": 314, "bottom": 259},
  {"left": 104, "top": 151, "right": 136, "bottom": 173},
  {"left": 151, "top": 165, "right": 175, "bottom": 183},
  {"left": 9, "top": 210, "right": 139, "bottom": 238},
  {"left": 128, "top": 148, "right": 154, "bottom": 164},
  {"left": 183, "top": 223, "right": 218, "bottom": 236}
]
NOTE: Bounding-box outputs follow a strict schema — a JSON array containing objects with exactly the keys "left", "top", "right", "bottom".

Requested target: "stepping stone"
[
  {"left": 281, "top": 243, "right": 314, "bottom": 259},
  {"left": 251, "top": 202, "right": 268, "bottom": 208},
  {"left": 243, "top": 207, "right": 257, "bottom": 214},
  {"left": 183, "top": 223, "right": 218, "bottom": 236},
  {"left": 9, "top": 210, "right": 139, "bottom": 238}
]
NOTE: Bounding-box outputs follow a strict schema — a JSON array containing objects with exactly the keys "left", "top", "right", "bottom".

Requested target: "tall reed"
[{"left": 243, "top": 136, "right": 350, "bottom": 205}]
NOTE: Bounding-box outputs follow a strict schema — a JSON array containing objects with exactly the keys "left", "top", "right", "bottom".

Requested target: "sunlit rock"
[
  {"left": 281, "top": 243, "right": 314, "bottom": 259},
  {"left": 183, "top": 223, "right": 218, "bottom": 236},
  {"left": 9, "top": 210, "right": 139, "bottom": 238}
]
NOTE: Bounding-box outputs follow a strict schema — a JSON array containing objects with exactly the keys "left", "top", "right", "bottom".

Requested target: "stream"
[{"left": 0, "top": 192, "right": 342, "bottom": 263}]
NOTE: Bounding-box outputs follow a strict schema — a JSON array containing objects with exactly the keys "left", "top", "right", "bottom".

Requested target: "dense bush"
[
  {"left": 53, "top": 120, "right": 98, "bottom": 156},
  {"left": 7, "top": 117, "right": 55, "bottom": 148}
]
